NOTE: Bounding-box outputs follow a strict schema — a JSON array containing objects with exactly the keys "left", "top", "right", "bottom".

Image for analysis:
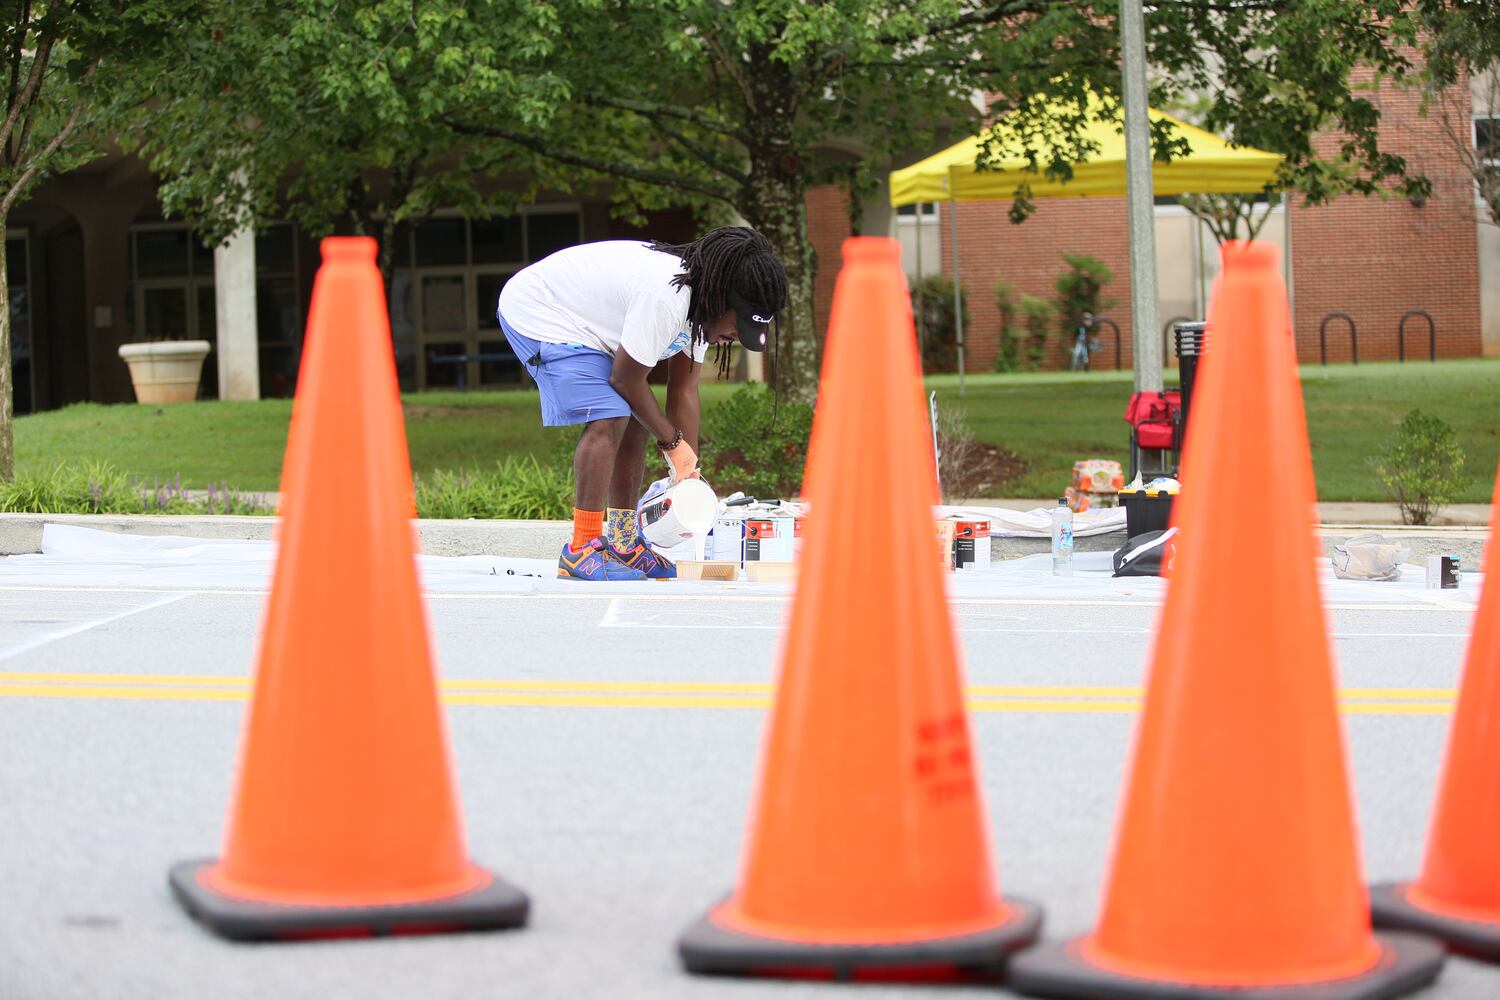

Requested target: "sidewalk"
[
  {"left": 960, "top": 498, "right": 1493, "bottom": 529},
  {"left": 1, "top": 503, "right": 1489, "bottom": 570}
]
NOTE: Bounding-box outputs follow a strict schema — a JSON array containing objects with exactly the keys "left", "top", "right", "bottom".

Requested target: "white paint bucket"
[
  {"left": 710, "top": 515, "right": 746, "bottom": 564},
  {"left": 639, "top": 479, "right": 718, "bottom": 550}
]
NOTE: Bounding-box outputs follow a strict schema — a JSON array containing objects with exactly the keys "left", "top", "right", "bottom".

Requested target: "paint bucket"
[
  {"left": 744, "top": 516, "right": 797, "bottom": 562},
  {"left": 952, "top": 519, "right": 992, "bottom": 570},
  {"left": 710, "top": 514, "right": 747, "bottom": 564},
  {"left": 639, "top": 478, "right": 719, "bottom": 550}
]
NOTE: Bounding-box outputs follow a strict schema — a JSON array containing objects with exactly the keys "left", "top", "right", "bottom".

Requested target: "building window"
[
  {"left": 254, "top": 224, "right": 300, "bottom": 398},
  {"left": 1476, "top": 117, "right": 1499, "bottom": 164},
  {"left": 7, "top": 232, "right": 31, "bottom": 415},
  {"left": 896, "top": 202, "right": 940, "bottom": 282},
  {"left": 130, "top": 222, "right": 303, "bottom": 400},
  {"left": 389, "top": 207, "right": 583, "bottom": 391}
]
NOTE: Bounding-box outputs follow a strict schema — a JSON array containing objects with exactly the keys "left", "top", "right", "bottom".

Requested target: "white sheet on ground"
[
  {"left": 0, "top": 524, "right": 1477, "bottom": 610},
  {"left": 937, "top": 504, "right": 1127, "bottom": 538}
]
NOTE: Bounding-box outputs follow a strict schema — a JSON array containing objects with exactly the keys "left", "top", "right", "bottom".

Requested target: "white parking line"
[{"left": 0, "top": 593, "right": 191, "bottom": 664}]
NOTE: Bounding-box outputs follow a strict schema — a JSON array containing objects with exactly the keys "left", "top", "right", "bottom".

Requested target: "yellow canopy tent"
[
  {"left": 889, "top": 103, "right": 1284, "bottom": 389},
  {"left": 889, "top": 106, "right": 1284, "bottom": 205}
]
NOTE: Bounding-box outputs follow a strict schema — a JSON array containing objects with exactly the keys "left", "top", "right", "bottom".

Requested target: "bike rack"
[
  {"left": 1319, "top": 312, "right": 1358, "bottom": 366},
  {"left": 1162, "top": 315, "right": 1192, "bottom": 366},
  {"left": 1094, "top": 315, "right": 1122, "bottom": 370},
  {"left": 1398, "top": 309, "right": 1435, "bottom": 363}
]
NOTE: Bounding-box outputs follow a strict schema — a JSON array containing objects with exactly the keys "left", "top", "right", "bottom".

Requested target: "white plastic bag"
[{"left": 1331, "top": 532, "right": 1410, "bottom": 582}]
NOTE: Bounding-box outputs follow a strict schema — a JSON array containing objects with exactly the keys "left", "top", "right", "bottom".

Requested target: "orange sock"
[{"left": 572, "top": 508, "right": 604, "bottom": 550}]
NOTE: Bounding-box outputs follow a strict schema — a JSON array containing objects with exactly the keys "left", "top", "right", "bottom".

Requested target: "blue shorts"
[{"left": 498, "top": 310, "right": 633, "bottom": 426}]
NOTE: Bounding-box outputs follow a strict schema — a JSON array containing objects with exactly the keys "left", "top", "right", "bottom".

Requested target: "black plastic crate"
[{"left": 1120, "top": 490, "right": 1175, "bottom": 539}]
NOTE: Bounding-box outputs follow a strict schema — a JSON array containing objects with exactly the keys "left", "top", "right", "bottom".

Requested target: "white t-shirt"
[{"left": 497, "top": 241, "right": 709, "bottom": 366}]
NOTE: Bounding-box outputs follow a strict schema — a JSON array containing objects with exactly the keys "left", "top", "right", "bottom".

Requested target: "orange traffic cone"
[
  {"left": 1009, "top": 242, "right": 1443, "bottom": 999},
  {"left": 677, "top": 237, "right": 1041, "bottom": 980},
  {"left": 1371, "top": 460, "right": 1500, "bottom": 959},
  {"left": 169, "top": 238, "right": 527, "bottom": 940}
]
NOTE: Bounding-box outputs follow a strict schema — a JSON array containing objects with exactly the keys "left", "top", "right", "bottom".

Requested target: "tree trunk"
[
  {"left": 743, "top": 153, "right": 818, "bottom": 406},
  {"left": 0, "top": 222, "right": 12, "bottom": 482}
]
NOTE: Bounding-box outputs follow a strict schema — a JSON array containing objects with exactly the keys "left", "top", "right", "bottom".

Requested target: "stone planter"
[{"left": 118, "top": 340, "right": 212, "bottom": 404}]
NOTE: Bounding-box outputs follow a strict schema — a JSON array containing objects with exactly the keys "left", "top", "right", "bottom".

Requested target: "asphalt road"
[{"left": 1, "top": 555, "right": 1495, "bottom": 1000}]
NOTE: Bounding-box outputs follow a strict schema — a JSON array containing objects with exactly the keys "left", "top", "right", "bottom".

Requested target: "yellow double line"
[{"left": 0, "top": 672, "right": 1456, "bottom": 715}]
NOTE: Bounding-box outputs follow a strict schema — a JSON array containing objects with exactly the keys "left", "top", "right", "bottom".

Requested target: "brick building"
[{"left": 816, "top": 72, "right": 1498, "bottom": 372}]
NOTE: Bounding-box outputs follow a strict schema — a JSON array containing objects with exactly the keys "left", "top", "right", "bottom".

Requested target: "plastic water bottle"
[{"left": 1051, "top": 498, "right": 1074, "bottom": 576}]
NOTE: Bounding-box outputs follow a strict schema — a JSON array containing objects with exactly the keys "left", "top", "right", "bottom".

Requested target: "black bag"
[{"left": 1113, "top": 527, "right": 1178, "bottom": 578}]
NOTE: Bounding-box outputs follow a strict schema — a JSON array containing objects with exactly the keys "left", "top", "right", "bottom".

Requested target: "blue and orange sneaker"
[
  {"left": 557, "top": 537, "right": 648, "bottom": 581},
  {"left": 610, "top": 543, "right": 677, "bottom": 580}
]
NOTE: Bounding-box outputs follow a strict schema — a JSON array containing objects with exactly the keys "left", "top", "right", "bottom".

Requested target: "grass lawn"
[{"left": 14, "top": 360, "right": 1500, "bottom": 501}]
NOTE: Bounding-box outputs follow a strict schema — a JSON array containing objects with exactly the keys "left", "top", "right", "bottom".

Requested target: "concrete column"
[
  {"left": 214, "top": 228, "right": 259, "bottom": 400},
  {"left": 858, "top": 174, "right": 894, "bottom": 237},
  {"left": 1481, "top": 220, "right": 1500, "bottom": 358}
]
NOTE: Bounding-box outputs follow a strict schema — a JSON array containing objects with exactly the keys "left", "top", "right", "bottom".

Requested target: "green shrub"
[
  {"left": 700, "top": 383, "right": 814, "bottom": 498},
  {"left": 0, "top": 458, "right": 574, "bottom": 520},
  {"left": 0, "top": 462, "right": 276, "bottom": 515},
  {"left": 1054, "top": 252, "right": 1115, "bottom": 342},
  {"left": 1373, "top": 409, "right": 1469, "bottom": 525},
  {"left": 1018, "top": 294, "right": 1053, "bottom": 370},
  {"left": 993, "top": 281, "right": 1024, "bottom": 373},
  {"left": 910, "top": 273, "right": 971, "bottom": 373},
  {"left": 414, "top": 456, "right": 574, "bottom": 520}
]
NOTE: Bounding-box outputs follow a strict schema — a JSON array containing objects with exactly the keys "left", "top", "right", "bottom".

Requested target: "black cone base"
[
  {"left": 1371, "top": 881, "right": 1500, "bottom": 962},
  {"left": 169, "top": 858, "right": 529, "bottom": 942},
  {"left": 677, "top": 896, "right": 1043, "bottom": 982},
  {"left": 1009, "top": 931, "right": 1444, "bottom": 1000}
]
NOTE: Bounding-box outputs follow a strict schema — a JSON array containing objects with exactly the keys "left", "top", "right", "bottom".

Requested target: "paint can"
[
  {"left": 709, "top": 514, "right": 747, "bottom": 564},
  {"left": 952, "top": 520, "right": 992, "bottom": 570},
  {"left": 639, "top": 478, "right": 718, "bottom": 550},
  {"left": 744, "top": 516, "right": 797, "bottom": 562},
  {"left": 1426, "top": 554, "right": 1461, "bottom": 589}
]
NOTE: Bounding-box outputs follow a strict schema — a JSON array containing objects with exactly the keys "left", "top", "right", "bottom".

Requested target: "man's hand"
[{"left": 663, "top": 437, "right": 699, "bottom": 484}]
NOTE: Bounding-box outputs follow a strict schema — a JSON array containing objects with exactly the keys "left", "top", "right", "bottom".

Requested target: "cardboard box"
[
  {"left": 1071, "top": 459, "right": 1124, "bottom": 493},
  {"left": 952, "top": 520, "right": 992, "bottom": 571}
]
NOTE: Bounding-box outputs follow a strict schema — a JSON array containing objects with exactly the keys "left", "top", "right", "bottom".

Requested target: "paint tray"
[
  {"left": 744, "top": 561, "right": 797, "bottom": 583},
  {"left": 676, "top": 560, "right": 740, "bottom": 581}
]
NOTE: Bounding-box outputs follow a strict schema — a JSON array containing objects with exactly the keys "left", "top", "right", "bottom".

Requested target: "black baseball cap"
[{"left": 728, "top": 289, "right": 776, "bottom": 353}]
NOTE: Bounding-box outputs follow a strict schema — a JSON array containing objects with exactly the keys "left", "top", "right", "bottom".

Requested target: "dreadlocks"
[{"left": 648, "top": 226, "right": 788, "bottom": 379}]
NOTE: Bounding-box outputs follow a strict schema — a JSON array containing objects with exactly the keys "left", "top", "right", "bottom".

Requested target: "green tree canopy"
[
  {"left": 2, "top": 0, "right": 209, "bottom": 481},
  {"left": 446, "top": 1, "right": 1445, "bottom": 400},
  {"left": 133, "top": 1, "right": 1449, "bottom": 405},
  {"left": 1413, "top": 0, "right": 1500, "bottom": 225},
  {"left": 132, "top": 0, "right": 580, "bottom": 279}
]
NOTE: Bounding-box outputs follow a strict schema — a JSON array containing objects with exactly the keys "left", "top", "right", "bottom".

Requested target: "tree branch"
[
  {"left": 7, "top": 0, "right": 32, "bottom": 128},
  {"left": 698, "top": 21, "right": 755, "bottom": 115},
  {"left": 578, "top": 92, "right": 749, "bottom": 182},
  {"left": 0, "top": 26, "right": 52, "bottom": 158},
  {"left": 446, "top": 119, "right": 737, "bottom": 203},
  {"left": 579, "top": 93, "right": 739, "bottom": 138},
  {"left": 1148, "top": 0, "right": 1289, "bottom": 12},
  {"left": 0, "top": 57, "right": 94, "bottom": 215},
  {"left": 879, "top": 0, "right": 1051, "bottom": 47},
  {"left": 651, "top": 118, "right": 748, "bottom": 185}
]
